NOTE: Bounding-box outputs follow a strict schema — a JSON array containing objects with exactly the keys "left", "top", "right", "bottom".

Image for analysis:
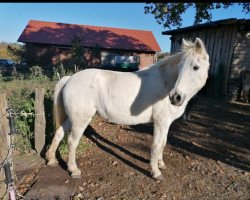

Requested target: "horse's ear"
[
  {"left": 194, "top": 38, "right": 205, "bottom": 52},
  {"left": 182, "top": 38, "right": 189, "bottom": 49},
  {"left": 182, "top": 38, "right": 188, "bottom": 47}
]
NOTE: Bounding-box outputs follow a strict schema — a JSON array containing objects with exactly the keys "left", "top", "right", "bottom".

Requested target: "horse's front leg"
[
  {"left": 158, "top": 122, "right": 171, "bottom": 170},
  {"left": 150, "top": 121, "right": 170, "bottom": 181},
  {"left": 158, "top": 135, "right": 168, "bottom": 170}
]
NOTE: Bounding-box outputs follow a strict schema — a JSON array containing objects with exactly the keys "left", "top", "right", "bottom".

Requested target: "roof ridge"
[
  {"left": 82, "top": 24, "right": 152, "bottom": 33},
  {"left": 29, "top": 19, "right": 153, "bottom": 33},
  {"left": 162, "top": 18, "right": 249, "bottom": 35}
]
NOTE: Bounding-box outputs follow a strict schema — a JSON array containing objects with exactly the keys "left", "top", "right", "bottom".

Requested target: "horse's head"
[{"left": 169, "top": 38, "right": 210, "bottom": 106}]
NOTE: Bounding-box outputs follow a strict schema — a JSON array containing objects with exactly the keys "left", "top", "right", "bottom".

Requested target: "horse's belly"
[{"left": 97, "top": 106, "right": 153, "bottom": 125}]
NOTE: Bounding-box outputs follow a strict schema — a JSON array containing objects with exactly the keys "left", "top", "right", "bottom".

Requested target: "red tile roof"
[{"left": 18, "top": 20, "right": 161, "bottom": 52}]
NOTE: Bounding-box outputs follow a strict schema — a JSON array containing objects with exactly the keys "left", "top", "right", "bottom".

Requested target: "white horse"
[{"left": 46, "top": 38, "right": 210, "bottom": 181}]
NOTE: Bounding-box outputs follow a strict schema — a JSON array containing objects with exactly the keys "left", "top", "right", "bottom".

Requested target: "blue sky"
[{"left": 0, "top": 3, "right": 249, "bottom": 52}]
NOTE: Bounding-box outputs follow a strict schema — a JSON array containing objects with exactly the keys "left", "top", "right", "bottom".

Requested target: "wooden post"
[
  {"left": 0, "top": 93, "right": 10, "bottom": 199},
  {"left": 34, "top": 88, "right": 46, "bottom": 155}
]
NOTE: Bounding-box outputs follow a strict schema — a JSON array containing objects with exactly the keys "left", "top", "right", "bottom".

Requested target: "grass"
[
  {"left": 58, "top": 136, "right": 92, "bottom": 158},
  {"left": 0, "top": 76, "right": 56, "bottom": 96}
]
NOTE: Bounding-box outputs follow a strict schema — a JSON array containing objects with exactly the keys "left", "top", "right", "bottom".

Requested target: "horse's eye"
[{"left": 193, "top": 65, "right": 199, "bottom": 71}]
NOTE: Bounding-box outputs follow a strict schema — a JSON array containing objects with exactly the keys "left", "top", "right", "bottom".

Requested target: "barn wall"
[
  {"left": 138, "top": 53, "right": 155, "bottom": 69},
  {"left": 170, "top": 24, "right": 238, "bottom": 98},
  {"left": 26, "top": 44, "right": 100, "bottom": 68},
  {"left": 26, "top": 44, "right": 73, "bottom": 66},
  {"left": 26, "top": 44, "right": 156, "bottom": 70},
  {"left": 228, "top": 29, "right": 250, "bottom": 100}
]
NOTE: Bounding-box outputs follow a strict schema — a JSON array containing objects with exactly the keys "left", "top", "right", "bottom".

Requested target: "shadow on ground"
[
  {"left": 128, "top": 97, "right": 250, "bottom": 172},
  {"left": 84, "top": 125, "right": 152, "bottom": 178}
]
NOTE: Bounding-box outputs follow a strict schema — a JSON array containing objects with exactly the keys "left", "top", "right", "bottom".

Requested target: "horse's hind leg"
[
  {"left": 46, "top": 119, "right": 71, "bottom": 166},
  {"left": 67, "top": 117, "right": 92, "bottom": 179}
]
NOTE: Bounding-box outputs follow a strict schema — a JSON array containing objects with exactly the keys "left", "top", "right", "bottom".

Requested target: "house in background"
[
  {"left": 162, "top": 18, "right": 250, "bottom": 100},
  {"left": 18, "top": 20, "right": 161, "bottom": 70}
]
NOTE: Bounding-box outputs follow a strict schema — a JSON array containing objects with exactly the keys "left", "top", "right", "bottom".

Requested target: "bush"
[
  {"left": 8, "top": 89, "right": 35, "bottom": 154},
  {"left": 8, "top": 87, "right": 55, "bottom": 155},
  {"left": 28, "top": 65, "right": 49, "bottom": 82},
  {"left": 52, "top": 63, "right": 75, "bottom": 81}
]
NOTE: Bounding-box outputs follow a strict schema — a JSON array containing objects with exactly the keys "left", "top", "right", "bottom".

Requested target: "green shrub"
[
  {"left": 28, "top": 65, "right": 49, "bottom": 82},
  {"left": 14, "top": 72, "right": 25, "bottom": 80},
  {"left": 8, "top": 89, "right": 35, "bottom": 154},
  {"left": 52, "top": 63, "right": 75, "bottom": 81}
]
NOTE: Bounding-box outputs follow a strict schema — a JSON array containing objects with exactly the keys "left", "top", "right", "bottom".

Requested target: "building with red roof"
[{"left": 18, "top": 20, "right": 161, "bottom": 70}]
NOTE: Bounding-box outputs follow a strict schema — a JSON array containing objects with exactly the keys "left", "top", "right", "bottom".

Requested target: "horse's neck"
[
  {"left": 136, "top": 53, "right": 181, "bottom": 91},
  {"left": 158, "top": 54, "right": 181, "bottom": 90}
]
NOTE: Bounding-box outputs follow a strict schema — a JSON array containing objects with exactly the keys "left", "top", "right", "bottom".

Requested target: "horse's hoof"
[
  {"left": 154, "top": 174, "right": 165, "bottom": 181},
  {"left": 159, "top": 164, "right": 167, "bottom": 170},
  {"left": 47, "top": 160, "right": 58, "bottom": 167},
  {"left": 71, "top": 171, "right": 82, "bottom": 179},
  {"left": 71, "top": 174, "right": 81, "bottom": 179}
]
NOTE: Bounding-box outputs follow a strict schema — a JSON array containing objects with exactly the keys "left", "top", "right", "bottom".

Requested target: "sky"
[{"left": 0, "top": 3, "right": 249, "bottom": 52}]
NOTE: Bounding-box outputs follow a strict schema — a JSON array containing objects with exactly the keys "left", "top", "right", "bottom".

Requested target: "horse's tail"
[{"left": 53, "top": 76, "right": 71, "bottom": 130}]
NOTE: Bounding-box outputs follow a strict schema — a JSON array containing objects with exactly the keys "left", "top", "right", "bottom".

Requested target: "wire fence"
[{"left": 0, "top": 90, "right": 46, "bottom": 200}]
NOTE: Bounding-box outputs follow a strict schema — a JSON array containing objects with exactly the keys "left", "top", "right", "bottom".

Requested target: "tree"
[
  {"left": 92, "top": 44, "right": 101, "bottom": 58},
  {"left": 7, "top": 43, "right": 26, "bottom": 62},
  {"left": 144, "top": 3, "right": 250, "bottom": 29},
  {"left": 71, "top": 35, "right": 86, "bottom": 70},
  {"left": 0, "top": 42, "right": 25, "bottom": 62}
]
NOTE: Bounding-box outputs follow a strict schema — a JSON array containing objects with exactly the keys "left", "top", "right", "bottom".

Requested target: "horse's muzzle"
[{"left": 169, "top": 92, "right": 186, "bottom": 106}]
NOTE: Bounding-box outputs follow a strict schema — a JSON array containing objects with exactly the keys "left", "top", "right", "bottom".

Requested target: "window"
[
  {"left": 101, "top": 52, "right": 140, "bottom": 70},
  {"left": 114, "top": 55, "right": 139, "bottom": 70},
  {"left": 114, "top": 55, "right": 139, "bottom": 64},
  {"left": 101, "top": 52, "right": 119, "bottom": 67}
]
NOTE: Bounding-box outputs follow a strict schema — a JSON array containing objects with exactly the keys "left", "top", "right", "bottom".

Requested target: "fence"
[{"left": 0, "top": 88, "right": 46, "bottom": 199}]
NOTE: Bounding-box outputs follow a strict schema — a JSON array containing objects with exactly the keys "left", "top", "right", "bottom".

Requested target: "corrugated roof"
[
  {"left": 18, "top": 20, "right": 161, "bottom": 52},
  {"left": 162, "top": 18, "right": 250, "bottom": 35}
]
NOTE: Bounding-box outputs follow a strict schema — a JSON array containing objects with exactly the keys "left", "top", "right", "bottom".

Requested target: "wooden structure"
[
  {"left": 0, "top": 93, "right": 10, "bottom": 199},
  {"left": 242, "top": 70, "right": 250, "bottom": 102},
  {"left": 163, "top": 18, "right": 250, "bottom": 100},
  {"left": 34, "top": 88, "right": 46, "bottom": 155}
]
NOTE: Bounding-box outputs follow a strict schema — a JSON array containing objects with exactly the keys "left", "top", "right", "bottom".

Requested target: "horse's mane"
[
  {"left": 181, "top": 39, "right": 209, "bottom": 60},
  {"left": 181, "top": 39, "right": 196, "bottom": 52},
  {"left": 137, "top": 52, "right": 182, "bottom": 73},
  {"left": 134, "top": 52, "right": 182, "bottom": 91},
  {"left": 138, "top": 39, "right": 207, "bottom": 74}
]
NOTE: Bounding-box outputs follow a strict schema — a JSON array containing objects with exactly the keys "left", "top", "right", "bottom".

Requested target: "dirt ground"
[{"left": 18, "top": 97, "right": 250, "bottom": 200}]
